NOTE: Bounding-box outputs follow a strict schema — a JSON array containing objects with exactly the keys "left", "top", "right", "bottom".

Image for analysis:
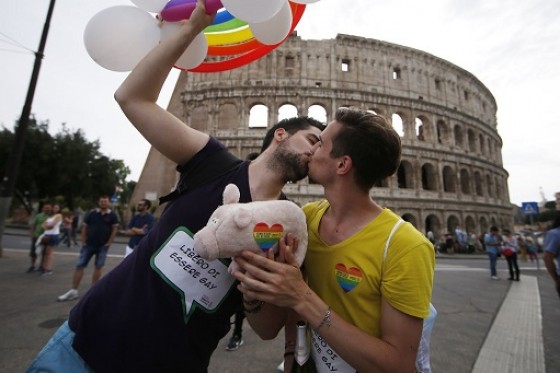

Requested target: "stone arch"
[
  {"left": 402, "top": 213, "right": 417, "bottom": 227},
  {"left": 248, "top": 103, "right": 268, "bottom": 128},
  {"left": 447, "top": 215, "right": 460, "bottom": 235},
  {"left": 421, "top": 163, "right": 437, "bottom": 191},
  {"left": 479, "top": 217, "right": 489, "bottom": 234},
  {"left": 479, "top": 134, "right": 485, "bottom": 155},
  {"left": 485, "top": 174, "right": 494, "bottom": 197},
  {"left": 454, "top": 124, "right": 464, "bottom": 148},
  {"left": 468, "top": 129, "right": 476, "bottom": 152},
  {"left": 415, "top": 116, "right": 426, "bottom": 141},
  {"left": 278, "top": 103, "right": 298, "bottom": 121},
  {"left": 474, "top": 171, "right": 483, "bottom": 196},
  {"left": 436, "top": 119, "right": 449, "bottom": 145},
  {"left": 397, "top": 160, "right": 414, "bottom": 189},
  {"left": 308, "top": 104, "right": 327, "bottom": 124},
  {"left": 460, "top": 168, "right": 471, "bottom": 194},
  {"left": 425, "top": 214, "right": 441, "bottom": 239},
  {"left": 465, "top": 215, "right": 476, "bottom": 234},
  {"left": 217, "top": 102, "right": 239, "bottom": 130},
  {"left": 391, "top": 113, "right": 405, "bottom": 137},
  {"left": 442, "top": 165, "right": 456, "bottom": 192}
]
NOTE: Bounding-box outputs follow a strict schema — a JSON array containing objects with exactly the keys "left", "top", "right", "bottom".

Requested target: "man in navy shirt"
[
  {"left": 57, "top": 196, "right": 118, "bottom": 302},
  {"left": 121, "top": 198, "right": 155, "bottom": 257},
  {"left": 26, "top": 2, "right": 323, "bottom": 372}
]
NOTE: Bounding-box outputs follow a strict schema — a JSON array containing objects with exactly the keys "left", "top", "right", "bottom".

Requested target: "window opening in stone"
[
  {"left": 397, "top": 161, "right": 413, "bottom": 189},
  {"left": 391, "top": 113, "right": 405, "bottom": 137},
  {"left": 435, "top": 79, "right": 442, "bottom": 90},
  {"left": 415, "top": 117, "right": 424, "bottom": 141},
  {"left": 248, "top": 104, "right": 268, "bottom": 128},
  {"left": 454, "top": 125, "right": 463, "bottom": 148},
  {"left": 468, "top": 129, "right": 476, "bottom": 152},
  {"left": 341, "top": 59, "right": 350, "bottom": 72},
  {"left": 278, "top": 104, "right": 298, "bottom": 121},
  {"left": 308, "top": 104, "right": 327, "bottom": 124},
  {"left": 421, "top": 163, "right": 436, "bottom": 191},
  {"left": 436, "top": 120, "right": 447, "bottom": 144},
  {"left": 442, "top": 166, "right": 456, "bottom": 192},
  {"left": 460, "top": 169, "right": 471, "bottom": 194},
  {"left": 474, "top": 172, "right": 483, "bottom": 196},
  {"left": 393, "top": 67, "right": 401, "bottom": 80}
]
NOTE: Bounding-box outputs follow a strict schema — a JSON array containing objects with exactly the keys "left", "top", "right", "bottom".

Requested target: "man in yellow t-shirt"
[{"left": 234, "top": 107, "right": 435, "bottom": 372}]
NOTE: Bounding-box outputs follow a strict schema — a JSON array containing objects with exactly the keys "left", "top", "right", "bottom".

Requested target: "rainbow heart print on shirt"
[
  {"left": 253, "top": 222, "right": 283, "bottom": 251},
  {"left": 335, "top": 264, "right": 363, "bottom": 292}
]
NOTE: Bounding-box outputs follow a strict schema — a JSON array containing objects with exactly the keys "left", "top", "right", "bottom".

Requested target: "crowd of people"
[
  {"left": 21, "top": 1, "right": 559, "bottom": 372},
  {"left": 26, "top": 196, "right": 155, "bottom": 301}
]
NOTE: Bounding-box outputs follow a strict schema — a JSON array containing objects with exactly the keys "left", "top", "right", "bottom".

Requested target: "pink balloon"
[{"left": 161, "top": 0, "right": 223, "bottom": 22}]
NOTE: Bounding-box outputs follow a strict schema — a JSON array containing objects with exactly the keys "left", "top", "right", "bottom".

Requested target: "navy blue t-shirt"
[
  {"left": 69, "top": 138, "right": 252, "bottom": 372},
  {"left": 84, "top": 209, "right": 119, "bottom": 247},
  {"left": 126, "top": 213, "right": 155, "bottom": 248}
]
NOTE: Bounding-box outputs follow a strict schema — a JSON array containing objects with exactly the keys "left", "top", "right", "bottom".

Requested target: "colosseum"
[{"left": 131, "top": 33, "right": 514, "bottom": 244}]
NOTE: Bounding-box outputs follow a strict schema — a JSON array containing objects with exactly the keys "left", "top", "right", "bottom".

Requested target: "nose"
[{"left": 310, "top": 142, "right": 320, "bottom": 154}]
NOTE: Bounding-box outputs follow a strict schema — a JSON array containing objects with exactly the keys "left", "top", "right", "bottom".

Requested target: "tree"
[{"left": 0, "top": 118, "right": 131, "bottom": 214}]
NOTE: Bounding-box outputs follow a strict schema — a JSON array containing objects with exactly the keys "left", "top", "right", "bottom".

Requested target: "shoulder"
[
  {"left": 176, "top": 137, "right": 227, "bottom": 173},
  {"left": 303, "top": 200, "right": 328, "bottom": 218}
]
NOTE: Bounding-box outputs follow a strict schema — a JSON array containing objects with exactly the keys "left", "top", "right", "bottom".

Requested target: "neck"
[
  {"left": 247, "top": 156, "right": 285, "bottom": 201},
  {"left": 320, "top": 181, "right": 382, "bottom": 241}
]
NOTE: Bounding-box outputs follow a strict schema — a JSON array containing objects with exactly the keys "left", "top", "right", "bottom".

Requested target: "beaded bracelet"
[{"left": 316, "top": 307, "right": 332, "bottom": 331}]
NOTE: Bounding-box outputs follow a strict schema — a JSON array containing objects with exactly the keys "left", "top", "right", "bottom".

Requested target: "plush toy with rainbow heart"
[
  {"left": 193, "top": 183, "right": 308, "bottom": 273},
  {"left": 84, "top": 0, "right": 323, "bottom": 73}
]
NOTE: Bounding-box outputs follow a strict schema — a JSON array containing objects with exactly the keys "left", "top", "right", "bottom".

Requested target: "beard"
[{"left": 269, "top": 143, "right": 309, "bottom": 183}]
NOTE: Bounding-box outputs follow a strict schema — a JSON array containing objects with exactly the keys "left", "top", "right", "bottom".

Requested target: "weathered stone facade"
[{"left": 131, "top": 33, "right": 513, "bottom": 240}]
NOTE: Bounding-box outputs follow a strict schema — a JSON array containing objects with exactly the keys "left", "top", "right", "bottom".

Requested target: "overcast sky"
[{"left": 1, "top": 0, "right": 559, "bottom": 206}]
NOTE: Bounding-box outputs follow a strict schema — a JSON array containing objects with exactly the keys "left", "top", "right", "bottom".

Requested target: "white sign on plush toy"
[{"left": 193, "top": 184, "right": 308, "bottom": 273}]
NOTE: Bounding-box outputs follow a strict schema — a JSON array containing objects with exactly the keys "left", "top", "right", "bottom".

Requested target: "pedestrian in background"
[
  {"left": 59, "top": 210, "right": 74, "bottom": 248},
  {"left": 120, "top": 198, "right": 155, "bottom": 257},
  {"left": 39, "top": 203, "right": 63, "bottom": 276},
  {"left": 57, "top": 196, "right": 118, "bottom": 301},
  {"left": 26, "top": 202, "right": 52, "bottom": 273},
  {"left": 543, "top": 213, "right": 560, "bottom": 298},
  {"left": 484, "top": 226, "right": 502, "bottom": 280},
  {"left": 502, "top": 229, "right": 520, "bottom": 281}
]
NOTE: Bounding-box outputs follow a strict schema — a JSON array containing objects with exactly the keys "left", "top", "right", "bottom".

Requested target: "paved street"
[{"left": 0, "top": 228, "right": 559, "bottom": 372}]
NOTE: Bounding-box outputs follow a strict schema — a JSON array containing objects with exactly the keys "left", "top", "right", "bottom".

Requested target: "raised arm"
[{"left": 114, "top": 0, "right": 215, "bottom": 165}]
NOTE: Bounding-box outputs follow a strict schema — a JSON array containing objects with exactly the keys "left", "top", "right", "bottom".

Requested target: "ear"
[
  {"left": 234, "top": 206, "right": 252, "bottom": 229},
  {"left": 337, "top": 155, "right": 353, "bottom": 176},
  {"left": 274, "top": 128, "right": 289, "bottom": 142}
]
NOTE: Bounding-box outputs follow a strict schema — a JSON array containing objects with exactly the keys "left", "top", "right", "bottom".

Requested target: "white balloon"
[
  {"left": 221, "top": 0, "right": 285, "bottom": 23},
  {"left": 84, "top": 6, "right": 160, "bottom": 72},
  {"left": 290, "top": 0, "right": 321, "bottom": 3},
  {"left": 130, "top": 0, "right": 169, "bottom": 13},
  {"left": 250, "top": 2, "right": 292, "bottom": 45},
  {"left": 160, "top": 22, "right": 208, "bottom": 70}
]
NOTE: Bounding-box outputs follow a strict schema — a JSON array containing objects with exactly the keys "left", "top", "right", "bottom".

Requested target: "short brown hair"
[{"left": 331, "top": 107, "right": 402, "bottom": 190}]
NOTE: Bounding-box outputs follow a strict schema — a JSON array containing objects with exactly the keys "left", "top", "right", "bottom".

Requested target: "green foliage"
[{"left": 0, "top": 118, "right": 131, "bottom": 212}]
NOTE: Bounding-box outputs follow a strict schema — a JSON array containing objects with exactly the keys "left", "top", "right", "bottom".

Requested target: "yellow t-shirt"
[{"left": 303, "top": 200, "right": 435, "bottom": 338}]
